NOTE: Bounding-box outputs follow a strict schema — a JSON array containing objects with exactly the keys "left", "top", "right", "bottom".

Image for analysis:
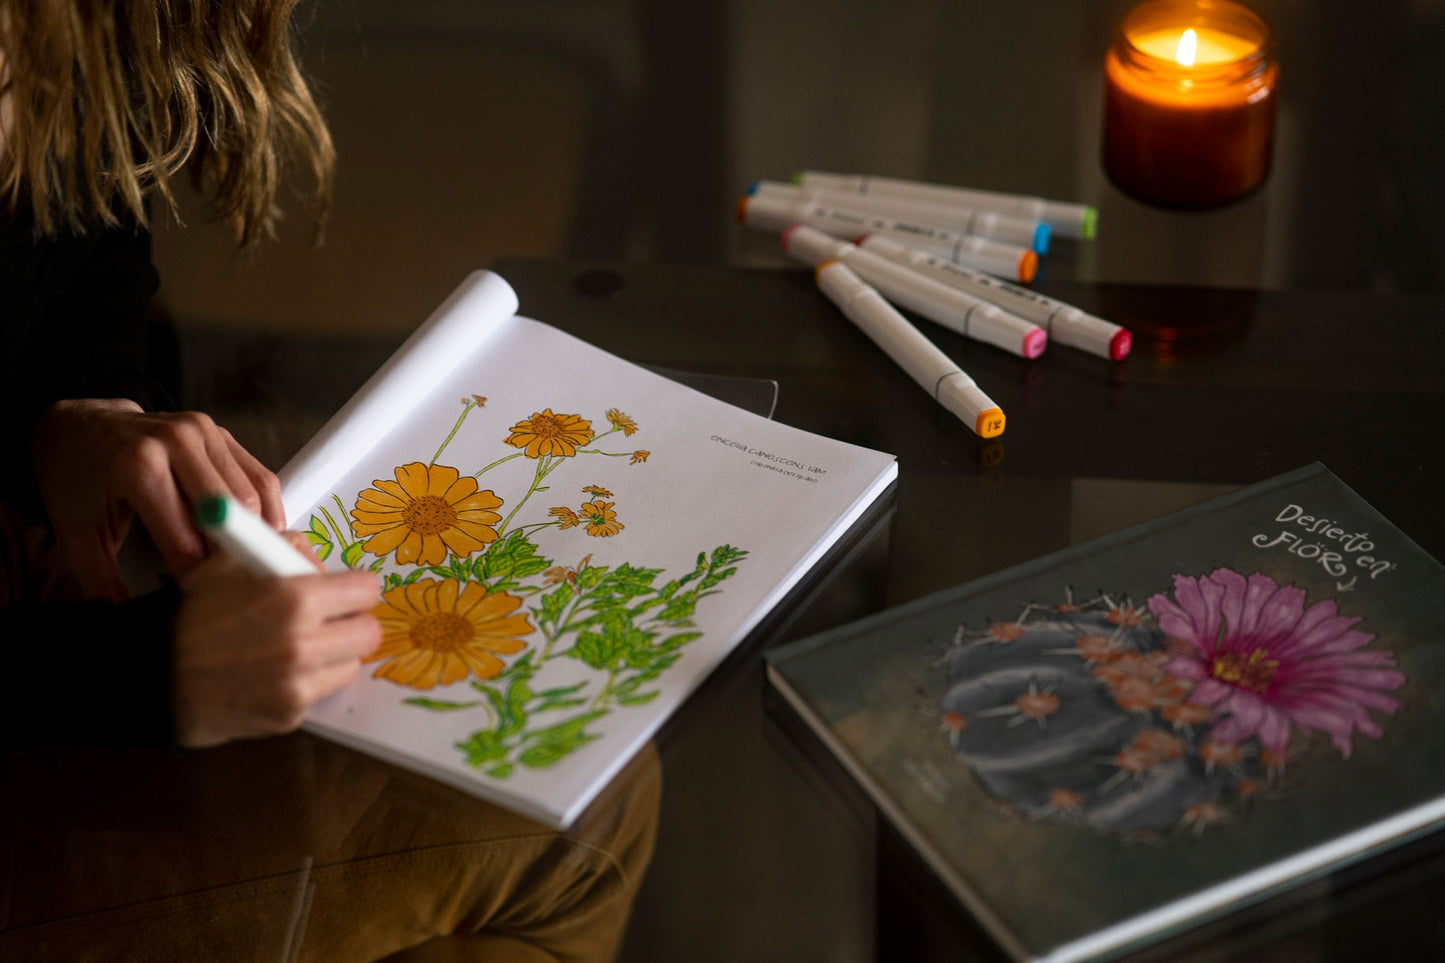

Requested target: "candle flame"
[{"left": 1176, "top": 28, "right": 1198, "bottom": 66}]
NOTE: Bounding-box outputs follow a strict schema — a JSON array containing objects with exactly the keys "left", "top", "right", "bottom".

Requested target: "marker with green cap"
[
  {"left": 794, "top": 170, "right": 1098, "bottom": 241},
  {"left": 196, "top": 494, "right": 318, "bottom": 576}
]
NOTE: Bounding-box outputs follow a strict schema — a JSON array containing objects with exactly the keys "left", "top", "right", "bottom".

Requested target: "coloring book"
[
  {"left": 767, "top": 463, "right": 1445, "bottom": 962},
  {"left": 280, "top": 271, "right": 897, "bottom": 828}
]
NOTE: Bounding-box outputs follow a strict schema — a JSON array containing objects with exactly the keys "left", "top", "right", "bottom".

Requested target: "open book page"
[{"left": 283, "top": 272, "right": 897, "bottom": 827}]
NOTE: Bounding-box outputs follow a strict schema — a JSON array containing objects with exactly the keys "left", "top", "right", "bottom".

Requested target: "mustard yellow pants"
[{"left": 0, "top": 506, "right": 661, "bottom": 962}]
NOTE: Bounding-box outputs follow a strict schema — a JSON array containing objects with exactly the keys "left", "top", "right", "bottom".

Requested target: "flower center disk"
[
  {"left": 1210, "top": 648, "right": 1279, "bottom": 693},
  {"left": 403, "top": 495, "right": 459, "bottom": 535},
  {"left": 410, "top": 612, "right": 475, "bottom": 652}
]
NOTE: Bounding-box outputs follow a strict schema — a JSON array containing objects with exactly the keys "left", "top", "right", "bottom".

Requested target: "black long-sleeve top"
[{"left": 1, "top": 208, "right": 179, "bottom": 746}]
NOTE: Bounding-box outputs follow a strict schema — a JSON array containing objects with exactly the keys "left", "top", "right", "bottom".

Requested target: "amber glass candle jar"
[{"left": 1103, "top": 0, "right": 1278, "bottom": 208}]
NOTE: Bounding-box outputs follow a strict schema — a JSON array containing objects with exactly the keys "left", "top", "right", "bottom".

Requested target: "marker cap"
[{"left": 938, "top": 375, "right": 1005, "bottom": 438}]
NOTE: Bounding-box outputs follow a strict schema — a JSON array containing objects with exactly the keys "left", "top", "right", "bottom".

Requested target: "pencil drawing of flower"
[
  {"left": 367, "top": 578, "right": 533, "bottom": 689},
  {"left": 579, "top": 499, "right": 624, "bottom": 537},
  {"left": 1148, "top": 569, "right": 1405, "bottom": 759},
  {"left": 504, "top": 408, "right": 594, "bottom": 458},
  {"left": 351, "top": 462, "right": 502, "bottom": 566}
]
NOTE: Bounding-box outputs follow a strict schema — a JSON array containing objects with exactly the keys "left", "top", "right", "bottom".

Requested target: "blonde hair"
[{"left": 0, "top": 0, "right": 335, "bottom": 246}]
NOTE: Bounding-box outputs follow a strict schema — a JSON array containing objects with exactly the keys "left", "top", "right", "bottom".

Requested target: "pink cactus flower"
[{"left": 1147, "top": 569, "right": 1405, "bottom": 758}]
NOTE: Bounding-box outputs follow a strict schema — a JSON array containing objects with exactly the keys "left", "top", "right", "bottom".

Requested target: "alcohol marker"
[
  {"left": 736, "top": 192, "right": 1037, "bottom": 283},
  {"left": 783, "top": 225, "right": 1046, "bottom": 359},
  {"left": 815, "top": 260, "right": 1004, "bottom": 439},
  {"left": 195, "top": 494, "right": 318, "bottom": 576},
  {"left": 794, "top": 170, "right": 1098, "bottom": 241},
  {"left": 749, "top": 180, "right": 1050, "bottom": 254},
  {"left": 860, "top": 234, "right": 1132, "bottom": 361}
]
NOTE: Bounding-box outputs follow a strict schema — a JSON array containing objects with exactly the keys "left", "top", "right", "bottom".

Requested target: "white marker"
[
  {"left": 737, "top": 192, "right": 1038, "bottom": 283},
  {"left": 795, "top": 170, "right": 1098, "bottom": 241},
  {"left": 860, "top": 234, "right": 1132, "bottom": 361},
  {"left": 195, "top": 494, "right": 318, "bottom": 576},
  {"left": 783, "top": 225, "right": 1045, "bottom": 359},
  {"left": 815, "top": 260, "right": 1004, "bottom": 439},
  {"left": 749, "top": 180, "right": 1050, "bottom": 254}
]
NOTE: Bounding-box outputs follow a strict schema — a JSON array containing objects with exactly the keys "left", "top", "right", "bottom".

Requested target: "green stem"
[
  {"left": 331, "top": 494, "right": 356, "bottom": 541},
  {"left": 318, "top": 504, "right": 351, "bottom": 554},
  {"left": 433, "top": 400, "right": 477, "bottom": 464},
  {"left": 473, "top": 451, "right": 524, "bottom": 478},
  {"left": 591, "top": 670, "right": 618, "bottom": 710},
  {"left": 496, "top": 456, "right": 552, "bottom": 536}
]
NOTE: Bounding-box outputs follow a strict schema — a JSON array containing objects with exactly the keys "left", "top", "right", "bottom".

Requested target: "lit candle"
[{"left": 1103, "top": 0, "right": 1278, "bottom": 208}]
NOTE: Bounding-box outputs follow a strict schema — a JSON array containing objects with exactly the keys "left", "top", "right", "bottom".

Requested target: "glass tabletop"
[{"left": 55, "top": 1, "right": 1445, "bottom": 960}]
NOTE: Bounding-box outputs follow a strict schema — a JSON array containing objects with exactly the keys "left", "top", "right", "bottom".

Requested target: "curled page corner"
[{"left": 278, "top": 270, "right": 520, "bottom": 524}]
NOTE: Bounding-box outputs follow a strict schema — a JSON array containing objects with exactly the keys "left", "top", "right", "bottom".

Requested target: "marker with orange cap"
[
  {"left": 859, "top": 234, "right": 1132, "bottom": 361},
  {"left": 783, "top": 225, "right": 1046, "bottom": 359},
  {"left": 814, "top": 259, "right": 1005, "bottom": 439},
  {"left": 736, "top": 192, "right": 1038, "bottom": 283}
]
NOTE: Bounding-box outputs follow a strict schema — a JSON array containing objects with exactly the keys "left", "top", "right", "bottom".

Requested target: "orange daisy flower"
[
  {"left": 548, "top": 506, "right": 580, "bottom": 529},
  {"left": 579, "top": 499, "right": 624, "bottom": 537},
  {"left": 351, "top": 462, "right": 502, "bottom": 566},
  {"left": 504, "top": 409, "right": 593, "bottom": 458},
  {"left": 630, "top": 450, "right": 649, "bottom": 464},
  {"left": 606, "top": 408, "right": 639, "bottom": 436},
  {"left": 582, "top": 485, "right": 613, "bottom": 497},
  {"left": 366, "top": 578, "right": 533, "bottom": 689}
]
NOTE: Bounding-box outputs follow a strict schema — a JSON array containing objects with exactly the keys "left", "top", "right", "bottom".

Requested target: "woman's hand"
[
  {"left": 172, "top": 543, "right": 382, "bottom": 748},
  {"left": 30, "top": 398, "right": 285, "bottom": 601}
]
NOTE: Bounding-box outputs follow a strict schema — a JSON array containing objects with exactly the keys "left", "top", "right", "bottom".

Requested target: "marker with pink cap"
[
  {"left": 860, "top": 234, "right": 1132, "bottom": 361},
  {"left": 737, "top": 192, "right": 1038, "bottom": 284},
  {"left": 782, "top": 225, "right": 1047, "bottom": 360}
]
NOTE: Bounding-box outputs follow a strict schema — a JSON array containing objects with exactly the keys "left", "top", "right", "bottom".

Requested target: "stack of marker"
[{"left": 734, "top": 170, "right": 1131, "bottom": 439}]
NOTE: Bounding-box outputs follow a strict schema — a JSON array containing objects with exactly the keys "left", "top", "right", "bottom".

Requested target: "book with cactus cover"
[
  {"left": 767, "top": 463, "right": 1445, "bottom": 962},
  {"left": 277, "top": 271, "right": 897, "bottom": 829}
]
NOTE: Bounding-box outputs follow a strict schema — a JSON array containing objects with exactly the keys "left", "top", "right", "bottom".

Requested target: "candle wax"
[{"left": 1130, "top": 27, "right": 1256, "bottom": 65}]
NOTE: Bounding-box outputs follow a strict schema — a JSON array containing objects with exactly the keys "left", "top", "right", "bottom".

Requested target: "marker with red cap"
[
  {"left": 814, "top": 260, "right": 1005, "bottom": 439},
  {"left": 783, "top": 225, "right": 1046, "bottom": 360},
  {"left": 736, "top": 192, "right": 1038, "bottom": 283},
  {"left": 859, "top": 234, "right": 1131, "bottom": 361}
]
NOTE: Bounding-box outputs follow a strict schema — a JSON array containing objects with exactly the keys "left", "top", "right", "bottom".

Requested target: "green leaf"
[
  {"left": 305, "top": 530, "right": 329, "bottom": 546},
  {"left": 617, "top": 690, "right": 660, "bottom": 707},
  {"left": 484, "top": 763, "right": 514, "bottom": 779},
  {"left": 403, "top": 697, "right": 480, "bottom": 712},
  {"left": 309, "top": 515, "right": 329, "bottom": 537},
  {"left": 572, "top": 631, "right": 614, "bottom": 670},
  {"left": 456, "top": 730, "right": 508, "bottom": 767},
  {"left": 314, "top": 541, "right": 334, "bottom": 561},
  {"left": 662, "top": 631, "right": 703, "bottom": 649},
  {"left": 369, "top": 556, "right": 386, "bottom": 572},
  {"left": 341, "top": 542, "right": 365, "bottom": 567},
  {"left": 658, "top": 598, "right": 697, "bottom": 622}
]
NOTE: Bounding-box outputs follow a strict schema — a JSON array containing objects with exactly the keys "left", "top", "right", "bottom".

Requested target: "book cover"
[
  {"left": 279, "top": 271, "right": 898, "bottom": 828},
  {"left": 767, "top": 463, "right": 1445, "bottom": 962}
]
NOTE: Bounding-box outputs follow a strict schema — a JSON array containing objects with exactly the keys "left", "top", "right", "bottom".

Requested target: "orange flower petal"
[
  {"left": 425, "top": 464, "right": 461, "bottom": 498},
  {"left": 356, "top": 489, "right": 406, "bottom": 510},
  {"left": 441, "top": 474, "right": 479, "bottom": 503},
  {"left": 361, "top": 525, "right": 410, "bottom": 558},
  {"left": 395, "top": 462, "right": 436, "bottom": 498},
  {"left": 373, "top": 479, "right": 409, "bottom": 501}
]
